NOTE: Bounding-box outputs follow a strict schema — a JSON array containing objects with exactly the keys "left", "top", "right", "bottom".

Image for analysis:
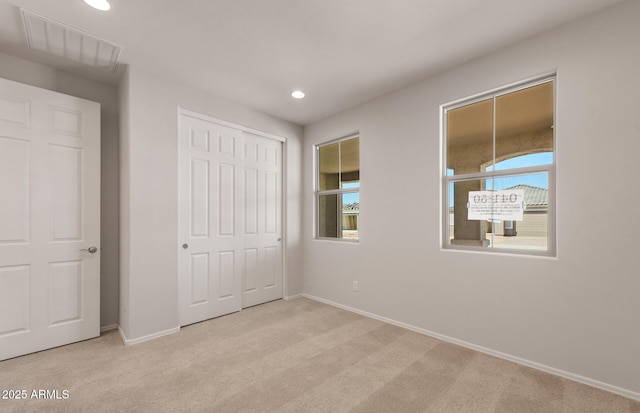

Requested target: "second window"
[{"left": 317, "top": 135, "right": 360, "bottom": 241}]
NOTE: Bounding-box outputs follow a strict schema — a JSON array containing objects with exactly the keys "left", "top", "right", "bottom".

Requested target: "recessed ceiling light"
[
  {"left": 83, "top": 0, "right": 111, "bottom": 11},
  {"left": 291, "top": 90, "right": 305, "bottom": 99}
]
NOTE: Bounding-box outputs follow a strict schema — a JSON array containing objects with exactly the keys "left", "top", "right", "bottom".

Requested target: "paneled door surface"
[
  {"left": 178, "top": 113, "right": 283, "bottom": 326},
  {"left": 0, "top": 78, "right": 100, "bottom": 361},
  {"left": 240, "top": 132, "right": 283, "bottom": 308}
]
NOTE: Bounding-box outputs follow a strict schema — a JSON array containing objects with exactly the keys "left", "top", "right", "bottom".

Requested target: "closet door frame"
[{"left": 177, "top": 107, "right": 287, "bottom": 326}]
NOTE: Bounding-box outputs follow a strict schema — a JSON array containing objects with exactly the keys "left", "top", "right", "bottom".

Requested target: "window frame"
[
  {"left": 441, "top": 75, "right": 556, "bottom": 256},
  {"left": 315, "top": 133, "right": 360, "bottom": 242}
]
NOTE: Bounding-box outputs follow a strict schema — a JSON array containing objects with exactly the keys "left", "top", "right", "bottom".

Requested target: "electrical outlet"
[{"left": 352, "top": 281, "right": 359, "bottom": 292}]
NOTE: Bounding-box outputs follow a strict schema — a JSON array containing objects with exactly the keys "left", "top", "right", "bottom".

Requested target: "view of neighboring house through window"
[
  {"left": 443, "top": 77, "right": 555, "bottom": 255},
  {"left": 317, "top": 135, "right": 360, "bottom": 240}
]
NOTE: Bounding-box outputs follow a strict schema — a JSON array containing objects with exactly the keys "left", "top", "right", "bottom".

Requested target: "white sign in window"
[{"left": 468, "top": 190, "right": 524, "bottom": 221}]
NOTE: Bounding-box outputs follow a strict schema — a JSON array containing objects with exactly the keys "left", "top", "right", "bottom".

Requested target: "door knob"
[
  {"left": 81, "top": 246, "right": 98, "bottom": 253},
  {"left": 182, "top": 244, "right": 189, "bottom": 249}
]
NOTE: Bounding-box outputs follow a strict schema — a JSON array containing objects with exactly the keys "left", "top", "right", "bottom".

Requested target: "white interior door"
[
  {"left": 241, "top": 132, "right": 283, "bottom": 308},
  {"left": 178, "top": 115, "right": 243, "bottom": 326},
  {"left": 0, "top": 77, "right": 100, "bottom": 361},
  {"left": 178, "top": 113, "right": 283, "bottom": 326}
]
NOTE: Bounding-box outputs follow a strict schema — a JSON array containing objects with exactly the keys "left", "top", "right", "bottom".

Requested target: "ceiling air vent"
[{"left": 21, "top": 9, "right": 122, "bottom": 72}]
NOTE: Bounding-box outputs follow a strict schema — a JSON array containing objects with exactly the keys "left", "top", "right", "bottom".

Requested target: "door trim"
[{"left": 179, "top": 108, "right": 286, "bottom": 143}]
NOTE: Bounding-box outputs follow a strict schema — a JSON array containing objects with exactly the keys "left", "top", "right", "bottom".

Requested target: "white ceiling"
[{"left": 0, "top": 0, "right": 625, "bottom": 125}]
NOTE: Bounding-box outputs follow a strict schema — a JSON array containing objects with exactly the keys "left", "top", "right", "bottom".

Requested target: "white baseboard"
[
  {"left": 284, "top": 293, "right": 304, "bottom": 301},
  {"left": 100, "top": 324, "right": 118, "bottom": 333},
  {"left": 117, "top": 325, "right": 180, "bottom": 346},
  {"left": 302, "top": 293, "right": 640, "bottom": 402}
]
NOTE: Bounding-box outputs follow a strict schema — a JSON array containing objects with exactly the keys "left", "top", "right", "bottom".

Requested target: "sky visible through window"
[
  {"left": 489, "top": 152, "right": 552, "bottom": 188},
  {"left": 342, "top": 182, "right": 359, "bottom": 204}
]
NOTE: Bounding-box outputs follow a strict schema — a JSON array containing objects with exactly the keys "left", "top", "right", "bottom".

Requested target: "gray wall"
[
  {"left": 118, "top": 66, "right": 304, "bottom": 341},
  {"left": 0, "top": 52, "right": 304, "bottom": 340},
  {"left": 303, "top": 0, "right": 640, "bottom": 397},
  {"left": 0, "top": 52, "right": 120, "bottom": 330}
]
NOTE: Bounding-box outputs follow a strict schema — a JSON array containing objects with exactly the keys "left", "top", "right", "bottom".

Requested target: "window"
[
  {"left": 443, "top": 77, "right": 555, "bottom": 255},
  {"left": 316, "top": 135, "right": 360, "bottom": 240}
]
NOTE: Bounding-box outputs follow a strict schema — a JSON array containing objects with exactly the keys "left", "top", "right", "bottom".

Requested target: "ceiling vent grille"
[{"left": 21, "top": 9, "right": 122, "bottom": 72}]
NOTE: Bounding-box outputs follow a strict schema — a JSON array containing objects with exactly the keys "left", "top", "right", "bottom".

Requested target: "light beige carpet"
[{"left": 1, "top": 298, "right": 638, "bottom": 413}]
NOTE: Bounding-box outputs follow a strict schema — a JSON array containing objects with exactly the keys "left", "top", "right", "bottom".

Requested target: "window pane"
[
  {"left": 490, "top": 173, "right": 548, "bottom": 251},
  {"left": 319, "top": 143, "right": 339, "bottom": 190},
  {"left": 318, "top": 194, "right": 339, "bottom": 237},
  {"left": 448, "top": 172, "right": 549, "bottom": 251},
  {"left": 495, "top": 82, "right": 554, "bottom": 170},
  {"left": 446, "top": 99, "right": 493, "bottom": 176},
  {"left": 319, "top": 192, "right": 360, "bottom": 240},
  {"left": 340, "top": 137, "right": 359, "bottom": 187},
  {"left": 342, "top": 192, "right": 359, "bottom": 240},
  {"left": 449, "top": 179, "right": 491, "bottom": 247}
]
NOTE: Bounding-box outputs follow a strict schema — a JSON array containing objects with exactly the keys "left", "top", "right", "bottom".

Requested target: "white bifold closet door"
[
  {"left": 0, "top": 77, "right": 101, "bottom": 361},
  {"left": 178, "top": 112, "right": 283, "bottom": 326}
]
